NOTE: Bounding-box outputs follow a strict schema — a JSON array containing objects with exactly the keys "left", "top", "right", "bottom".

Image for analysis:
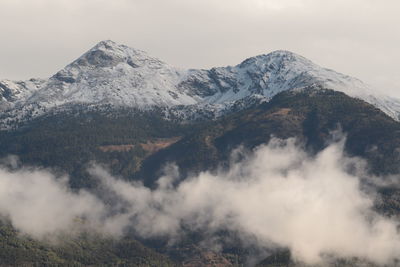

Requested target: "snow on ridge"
[{"left": 0, "top": 40, "right": 399, "bottom": 129}]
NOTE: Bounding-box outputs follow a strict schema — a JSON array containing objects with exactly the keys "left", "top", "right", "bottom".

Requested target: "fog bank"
[{"left": 0, "top": 137, "right": 399, "bottom": 264}]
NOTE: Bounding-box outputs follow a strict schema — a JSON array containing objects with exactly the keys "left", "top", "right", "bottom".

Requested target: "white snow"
[{"left": 0, "top": 41, "right": 399, "bottom": 129}]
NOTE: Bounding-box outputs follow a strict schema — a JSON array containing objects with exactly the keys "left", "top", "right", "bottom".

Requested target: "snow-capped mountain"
[{"left": 1, "top": 40, "right": 399, "bottom": 129}]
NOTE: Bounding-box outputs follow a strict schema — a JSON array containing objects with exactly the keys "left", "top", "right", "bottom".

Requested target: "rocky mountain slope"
[{"left": 1, "top": 40, "right": 399, "bottom": 129}]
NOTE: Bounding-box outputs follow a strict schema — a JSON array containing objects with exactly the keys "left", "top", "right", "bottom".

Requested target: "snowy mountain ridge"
[{"left": 1, "top": 40, "right": 399, "bottom": 129}]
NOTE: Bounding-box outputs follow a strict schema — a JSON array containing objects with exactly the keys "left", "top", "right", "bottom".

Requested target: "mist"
[{"left": 1, "top": 137, "right": 400, "bottom": 265}]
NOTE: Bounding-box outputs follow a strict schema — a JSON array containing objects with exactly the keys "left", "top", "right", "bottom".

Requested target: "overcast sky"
[{"left": 1, "top": 0, "right": 399, "bottom": 97}]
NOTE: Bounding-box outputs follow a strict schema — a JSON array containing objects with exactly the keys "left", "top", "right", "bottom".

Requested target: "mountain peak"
[
  {"left": 1, "top": 41, "right": 400, "bottom": 130},
  {"left": 66, "top": 40, "right": 163, "bottom": 70},
  {"left": 93, "top": 39, "right": 120, "bottom": 49},
  {"left": 49, "top": 40, "right": 168, "bottom": 84},
  {"left": 267, "top": 50, "right": 312, "bottom": 63},
  {"left": 268, "top": 49, "right": 303, "bottom": 57},
  {"left": 239, "top": 50, "right": 312, "bottom": 67}
]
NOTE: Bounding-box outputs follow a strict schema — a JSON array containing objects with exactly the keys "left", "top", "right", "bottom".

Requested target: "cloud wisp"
[{"left": 0, "top": 137, "right": 399, "bottom": 265}]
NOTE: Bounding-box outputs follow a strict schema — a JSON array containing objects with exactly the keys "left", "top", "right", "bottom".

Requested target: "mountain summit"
[
  {"left": 69, "top": 40, "right": 156, "bottom": 68},
  {"left": 0, "top": 40, "right": 399, "bottom": 129}
]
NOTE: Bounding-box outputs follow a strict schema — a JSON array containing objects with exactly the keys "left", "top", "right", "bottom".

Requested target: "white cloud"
[
  {"left": 0, "top": 137, "right": 400, "bottom": 264},
  {"left": 0, "top": 168, "right": 105, "bottom": 238}
]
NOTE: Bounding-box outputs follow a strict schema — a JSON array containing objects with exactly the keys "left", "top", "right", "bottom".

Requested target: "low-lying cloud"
[
  {"left": 0, "top": 137, "right": 400, "bottom": 265},
  {"left": 0, "top": 167, "right": 104, "bottom": 238}
]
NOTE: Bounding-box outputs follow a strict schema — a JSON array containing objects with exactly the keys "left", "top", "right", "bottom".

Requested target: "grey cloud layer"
[
  {"left": 0, "top": 138, "right": 400, "bottom": 264},
  {"left": 0, "top": 0, "right": 399, "bottom": 97}
]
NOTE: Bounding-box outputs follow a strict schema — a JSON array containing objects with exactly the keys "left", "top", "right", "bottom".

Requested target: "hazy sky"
[{"left": 0, "top": 0, "right": 399, "bottom": 97}]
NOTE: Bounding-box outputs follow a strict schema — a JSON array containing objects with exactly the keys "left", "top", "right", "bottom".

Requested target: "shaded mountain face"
[
  {"left": 0, "top": 221, "right": 178, "bottom": 267},
  {"left": 139, "top": 87, "right": 400, "bottom": 186},
  {"left": 1, "top": 40, "right": 399, "bottom": 130},
  {"left": 1, "top": 87, "right": 399, "bottom": 190}
]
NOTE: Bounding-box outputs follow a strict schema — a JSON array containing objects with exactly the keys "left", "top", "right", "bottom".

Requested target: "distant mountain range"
[
  {"left": 1, "top": 40, "right": 399, "bottom": 129},
  {"left": 1, "top": 41, "right": 400, "bottom": 266}
]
